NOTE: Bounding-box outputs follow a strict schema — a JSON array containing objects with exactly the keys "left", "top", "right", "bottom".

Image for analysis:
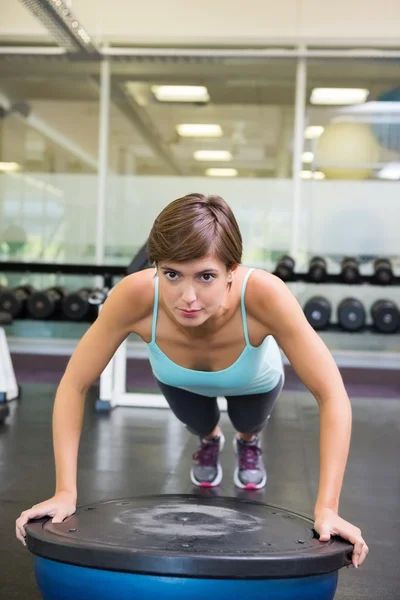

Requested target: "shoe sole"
[
  {"left": 233, "top": 435, "right": 267, "bottom": 490},
  {"left": 190, "top": 432, "right": 225, "bottom": 488}
]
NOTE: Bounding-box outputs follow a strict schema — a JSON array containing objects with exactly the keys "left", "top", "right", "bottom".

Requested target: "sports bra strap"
[
  {"left": 240, "top": 268, "right": 255, "bottom": 346},
  {"left": 151, "top": 275, "right": 159, "bottom": 344}
]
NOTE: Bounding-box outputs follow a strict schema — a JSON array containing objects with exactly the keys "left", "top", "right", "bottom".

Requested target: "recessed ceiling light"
[
  {"left": 176, "top": 124, "right": 223, "bottom": 137},
  {"left": 0, "top": 162, "right": 21, "bottom": 172},
  {"left": 194, "top": 150, "right": 232, "bottom": 161},
  {"left": 300, "top": 170, "right": 325, "bottom": 180},
  {"left": 377, "top": 162, "right": 400, "bottom": 180},
  {"left": 310, "top": 88, "right": 369, "bottom": 105},
  {"left": 302, "top": 152, "right": 314, "bottom": 163},
  {"left": 305, "top": 125, "right": 324, "bottom": 139},
  {"left": 152, "top": 86, "right": 210, "bottom": 103},
  {"left": 205, "top": 168, "right": 238, "bottom": 177}
]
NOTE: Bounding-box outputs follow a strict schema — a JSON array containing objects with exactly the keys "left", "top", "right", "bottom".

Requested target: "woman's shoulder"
[{"left": 244, "top": 267, "right": 291, "bottom": 320}]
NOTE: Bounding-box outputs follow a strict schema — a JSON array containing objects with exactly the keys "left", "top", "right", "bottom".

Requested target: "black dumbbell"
[
  {"left": 303, "top": 296, "right": 332, "bottom": 330},
  {"left": 88, "top": 289, "right": 109, "bottom": 307},
  {"left": 0, "top": 285, "right": 35, "bottom": 318},
  {"left": 274, "top": 255, "right": 295, "bottom": 281},
  {"left": 27, "top": 287, "right": 65, "bottom": 320},
  {"left": 373, "top": 258, "right": 393, "bottom": 285},
  {"left": 62, "top": 288, "right": 95, "bottom": 321},
  {"left": 308, "top": 256, "right": 327, "bottom": 283},
  {"left": 341, "top": 257, "right": 360, "bottom": 284},
  {"left": 371, "top": 299, "right": 400, "bottom": 333},
  {"left": 337, "top": 298, "right": 366, "bottom": 332}
]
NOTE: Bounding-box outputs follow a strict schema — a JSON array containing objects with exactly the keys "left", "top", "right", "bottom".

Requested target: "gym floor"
[{"left": 1, "top": 373, "right": 399, "bottom": 599}]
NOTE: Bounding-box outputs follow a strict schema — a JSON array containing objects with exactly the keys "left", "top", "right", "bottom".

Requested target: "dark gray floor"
[{"left": 1, "top": 382, "right": 399, "bottom": 599}]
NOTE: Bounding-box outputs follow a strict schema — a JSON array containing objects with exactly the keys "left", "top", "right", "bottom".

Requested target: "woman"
[{"left": 16, "top": 193, "right": 368, "bottom": 568}]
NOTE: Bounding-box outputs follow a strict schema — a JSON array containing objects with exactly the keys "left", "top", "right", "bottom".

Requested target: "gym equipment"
[
  {"left": 0, "top": 311, "right": 19, "bottom": 405},
  {"left": 0, "top": 285, "right": 35, "bottom": 318},
  {"left": 88, "top": 288, "right": 109, "bottom": 307},
  {"left": 127, "top": 241, "right": 152, "bottom": 275},
  {"left": 308, "top": 256, "right": 327, "bottom": 283},
  {"left": 274, "top": 255, "right": 295, "bottom": 281},
  {"left": 373, "top": 258, "right": 393, "bottom": 286},
  {"left": 62, "top": 288, "right": 96, "bottom": 321},
  {"left": 316, "top": 121, "right": 380, "bottom": 180},
  {"left": 26, "top": 494, "right": 352, "bottom": 600},
  {"left": 371, "top": 88, "right": 400, "bottom": 152},
  {"left": 340, "top": 257, "right": 360, "bottom": 284},
  {"left": 337, "top": 298, "right": 366, "bottom": 332},
  {"left": 371, "top": 299, "right": 400, "bottom": 334},
  {"left": 303, "top": 296, "right": 332, "bottom": 330},
  {"left": 27, "top": 287, "right": 65, "bottom": 320}
]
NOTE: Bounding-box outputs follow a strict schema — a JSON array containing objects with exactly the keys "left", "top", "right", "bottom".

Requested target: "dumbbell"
[
  {"left": 373, "top": 258, "right": 393, "bottom": 285},
  {"left": 337, "top": 298, "right": 366, "bottom": 332},
  {"left": 88, "top": 288, "right": 109, "bottom": 307},
  {"left": 274, "top": 255, "right": 295, "bottom": 281},
  {"left": 341, "top": 257, "right": 360, "bottom": 284},
  {"left": 303, "top": 296, "right": 332, "bottom": 330},
  {"left": 62, "top": 288, "right": 95, "bottom": 321},
  {"left": 371, "top": 299, "right": 400, "bottom": 333},
  {"left": 0, "top": 285, "right": 35, "bottom": 318},
  {"left": 27, "top": 287, "right": 65, "bottom": 320},
  {"left": 308, "top": 256, "right": 327, "bottom": 283}
]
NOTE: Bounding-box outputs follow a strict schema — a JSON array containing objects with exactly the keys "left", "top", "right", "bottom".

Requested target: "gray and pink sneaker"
[
  {"left": 233, "top": 435, "right": 267, "bottom": 490},
  {"left": 190, "top": 432, "right": 225, "bottom": 488}
]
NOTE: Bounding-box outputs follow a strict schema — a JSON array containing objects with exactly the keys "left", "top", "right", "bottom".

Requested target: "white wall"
[{"left": 1, "top": 0, "right": 400, "bottom": 46}]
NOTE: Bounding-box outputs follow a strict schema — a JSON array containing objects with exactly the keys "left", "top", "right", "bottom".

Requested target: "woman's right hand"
[{"left": 16, "top": 491, "right": 77, "bottom": 547}]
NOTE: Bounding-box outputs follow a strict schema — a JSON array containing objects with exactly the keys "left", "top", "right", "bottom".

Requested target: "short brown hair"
[{"left": 147, "top": 193, "right": 242, "bottom": 270}]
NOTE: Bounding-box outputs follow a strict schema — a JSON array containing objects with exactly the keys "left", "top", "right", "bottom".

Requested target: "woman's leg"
[
  {"left": 226, "top": 375, "right": 284, "bottom": 490},
  {"left": 155, "top": 379, "right": 224, "bottom": 487}
]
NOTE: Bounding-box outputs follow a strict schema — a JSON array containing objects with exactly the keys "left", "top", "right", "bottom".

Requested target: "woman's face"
[{"left": 157, "top": 254, "right": 235, "bottom": 327}]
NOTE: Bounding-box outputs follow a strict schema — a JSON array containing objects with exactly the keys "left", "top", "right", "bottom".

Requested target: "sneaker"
[
  {"left": 233, "top": 435, "right": 267, "bottom": 490},
  {"left": 190, "top": 431, "right": 225, "bottom": 488}
]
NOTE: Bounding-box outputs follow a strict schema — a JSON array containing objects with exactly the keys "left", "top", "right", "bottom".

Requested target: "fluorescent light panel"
[
  {"left": 300, "top": 170, "right": 326, "bottom": 180},
  {"left": 194, "top": 150, "right": 232, "bottom": 161},
  {"left": 152, "top": 86, "right": 210, "bottom": 102},
  {"left": 305, "top": 125, "right": 324, "bottom": 139},
  {"left": 176, "top": 124, "right": 223, "bottom": 137},
  {"left": 377, "top": 162, "right": 400, "bottom": 180},
  {"left": 310, "top": 88, "right": 369, "bottom": 105},
  {"left": 302, "top": 152, "right": 314, "bottom": 163},
  {"left": 0, "top": 162, "right": 20, "bottom": 172},
  {"left": 206, "top": 168, "right": 238, "bottom": 177}
]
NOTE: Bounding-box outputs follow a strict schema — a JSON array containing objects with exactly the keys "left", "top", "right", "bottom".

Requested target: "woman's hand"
[
  {"left": 314, "top": 507, "right": 369, "bottom": 568},
  {"left": 16, "top": 491, "right": 76, "bottom": 547}
]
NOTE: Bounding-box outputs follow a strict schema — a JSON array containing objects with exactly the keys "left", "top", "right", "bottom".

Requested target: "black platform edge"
[{"left": 26, "top": 495, "right": 353, "bottom": 580}]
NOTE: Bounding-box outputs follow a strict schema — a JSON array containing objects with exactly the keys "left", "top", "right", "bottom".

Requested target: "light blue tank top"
[{"left": 146, "top": 268, "right": 284, "bottom": 397}]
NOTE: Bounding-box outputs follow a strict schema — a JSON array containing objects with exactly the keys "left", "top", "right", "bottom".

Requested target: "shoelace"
[
  {"left": 238, "top": 443, "right": 262, "bottom": 470},
  {"left": 193, "top": 439, "right": 219, "bottom": 467}
]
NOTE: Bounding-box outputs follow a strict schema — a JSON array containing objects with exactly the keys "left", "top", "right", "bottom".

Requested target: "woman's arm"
[{"left": 248, "top": 270, "right": 369, "bottom": 567}]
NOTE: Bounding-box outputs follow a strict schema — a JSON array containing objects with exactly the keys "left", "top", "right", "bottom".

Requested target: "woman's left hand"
[{"left": 314, "top": 508, "right": 369, "bottom": 568}]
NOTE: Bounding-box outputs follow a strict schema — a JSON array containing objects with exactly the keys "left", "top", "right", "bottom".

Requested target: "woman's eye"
[
  {"left": 201, "top": 273, "right": 215, "bottom": 282},
  {"left": 165, "top": 272, "right": 179, "bottom": 281}
]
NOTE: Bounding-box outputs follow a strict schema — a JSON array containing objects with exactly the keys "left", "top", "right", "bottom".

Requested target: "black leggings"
[{"left": 155, "top": 376, "right": 284, "bottom": 438}]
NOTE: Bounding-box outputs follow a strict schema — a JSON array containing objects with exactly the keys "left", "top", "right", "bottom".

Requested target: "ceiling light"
[
  {"left": 152, "top": 86, "right": 210, "bottom": 103},
  {"left": 377, "top": 162, "right": 400, "bottom": 180},
  {"left": 176, "top": 124, "right": 223, "bottom": 137},
  {"left": 300, "top": 170, "right": 325, "bottom": 180},
  {"left": 302, "top": 152, "right": 314, "bottom": 163},
  {"left": 194, "top": 150, "right": 232, "bottom": 161},
  {"left": 0, "top": 162, "right": 20, "bottom": 172},
  {"left": 205, "top": 168, "right": 238, "bottom": 177},
  {"left": 305, "top": 125, "right": 324, "bottom": 139},
  {"left": 310, "top": 88, "right": 369, "bottom": 105}
]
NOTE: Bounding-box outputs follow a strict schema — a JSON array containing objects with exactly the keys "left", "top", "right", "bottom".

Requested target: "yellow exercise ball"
[{"left": 316, "top": 121, "right": 381, "bottom": 180}]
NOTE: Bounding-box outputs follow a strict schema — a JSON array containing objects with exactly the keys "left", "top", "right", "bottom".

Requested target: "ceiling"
[{"left": 0, "top": 54, "right": 399, "bottom": 176}]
